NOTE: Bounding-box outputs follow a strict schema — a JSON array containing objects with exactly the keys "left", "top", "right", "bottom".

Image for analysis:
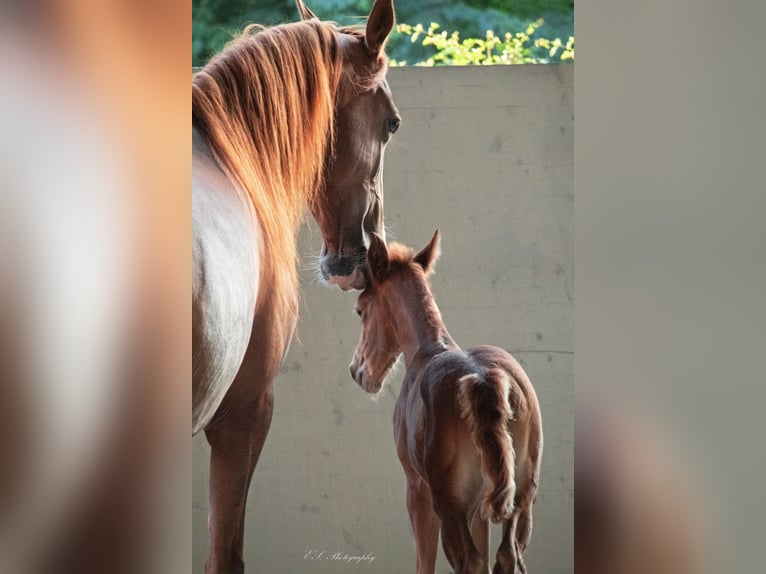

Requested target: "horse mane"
[
  {"left": 192, "top": 19, "right": 382, "bottom": 324},
  {"left": 383, "top": 242, "right": 446, "bottom": 331}
]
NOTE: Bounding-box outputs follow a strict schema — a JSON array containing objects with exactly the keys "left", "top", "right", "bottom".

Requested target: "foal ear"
[
  {"left": 413, "top": 229, "right": 441, "bottom": 275},
  {"left": 365, "top": 0, "right": 395, "bottom": 55},
  {"left": 295, "top": 0, "right": 317, "bottom": 20},
  {"left": 367, "top": 232, "right": 390, "bottom": 282}
]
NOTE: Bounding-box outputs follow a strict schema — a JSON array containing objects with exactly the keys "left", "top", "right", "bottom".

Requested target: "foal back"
[
  {"left": 412, "top": 344, "right": 542, "bottom": 574},
  {"left": 466, "top": 345, "right": 543, "bottom": 509},
  {"left": 416, "top": 344, "right": 542, "bottom": 506}
]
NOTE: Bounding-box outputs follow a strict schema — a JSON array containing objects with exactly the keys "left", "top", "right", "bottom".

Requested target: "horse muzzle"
[
  {"left": 349, "top": 362, "right": 363, "bottom": 386},
  {"left": 319, "top": 248, "right": 366, "bottom": 291},
  {"left": 349, "top": 359, "right": 379, "bottom": 393}
]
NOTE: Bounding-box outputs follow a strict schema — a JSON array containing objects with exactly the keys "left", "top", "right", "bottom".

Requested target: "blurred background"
[
  {"left": 0, "top": 1, "right": 188, "bottom": 572},
  {"left": 1, "top": 0, "right": 764, "bottom": 572}
]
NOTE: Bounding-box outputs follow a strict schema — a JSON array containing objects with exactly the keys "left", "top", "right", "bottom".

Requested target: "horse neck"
[
  {"left": 192, "top": 23, "right": 342, "bottom": 318},
  {"left": 390, "top": 274, "right": 457, "bottom": 369}
]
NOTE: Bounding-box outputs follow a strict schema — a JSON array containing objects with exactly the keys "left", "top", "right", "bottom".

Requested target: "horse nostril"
[{"left": 350, "top": 361, "right": 363, "bottom": 382}]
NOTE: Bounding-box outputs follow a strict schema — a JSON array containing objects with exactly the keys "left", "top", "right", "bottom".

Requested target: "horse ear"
[
  {"left": 413, "top": 229, "right": 441, "bottom": 275},
  {"left": 365, "top": 0, "right": 395, "bottom": 55},
  {"left": 367, "top": 232, "right": 390, "bottom": 282},
  {"left": 295, "top": 0, "right": 317, "bottom": 20}
]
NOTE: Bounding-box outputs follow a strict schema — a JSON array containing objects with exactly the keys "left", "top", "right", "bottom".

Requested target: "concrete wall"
[{"left": 193, "top": 64, "right": 573, "bottom": 573}]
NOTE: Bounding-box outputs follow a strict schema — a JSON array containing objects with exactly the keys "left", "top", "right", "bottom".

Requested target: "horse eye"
[
  {"left": 355, "top": 307, "right": 362, "bottom": 317},
  {"left": 387, "top": 118, "right": 400, "bottom": 135}
]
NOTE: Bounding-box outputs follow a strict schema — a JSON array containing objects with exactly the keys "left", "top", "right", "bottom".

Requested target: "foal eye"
[{"left": 387, "top": 118, "right": 400, "bottom": 135}]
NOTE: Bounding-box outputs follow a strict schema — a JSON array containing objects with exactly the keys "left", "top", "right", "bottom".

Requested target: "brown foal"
[{"left": 349, "top": 230, "right": 543, "bottom": 574}]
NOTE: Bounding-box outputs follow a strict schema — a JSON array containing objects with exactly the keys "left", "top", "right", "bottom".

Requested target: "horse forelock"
[
  {"left": 336, "top": 24, "right": 390, "bottom": 93},
  {"left": 386, "top": 242, "right": 416, "bottom": 268},
  {"left": 192, "top": 19, "right": 371, "bottom": 324}
]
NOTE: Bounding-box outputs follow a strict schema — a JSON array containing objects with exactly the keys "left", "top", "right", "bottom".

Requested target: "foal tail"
[{"left": 456, "top": 369, "right": 515, "bottom": 523}]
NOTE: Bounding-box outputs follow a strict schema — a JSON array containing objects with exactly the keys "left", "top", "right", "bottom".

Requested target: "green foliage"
[
  {"left": 463, "top": 0, "right": 573, "bottom": 19},
  {"left": 192, "top": 0, "right": 574, "bottom": 68},
  {"left": 192, "top": 0, "right": 297, "bottom": 66},
  {"left": 535, "top": 34, "right": 575, "bottom": 61},
  {"left": 391, "top": 20, "right": 573, "bottom": 66}
]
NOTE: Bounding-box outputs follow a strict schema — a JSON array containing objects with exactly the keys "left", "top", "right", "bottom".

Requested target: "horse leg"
[
  {"left": 512, "top": 506, "right": 533, "bottom": 574},
  {"left": 201, "top": 288, "right": 295, "bottom": 574},
  {"left": 492, "top": 512, "right": 519, "bottom": 574},
  {"left": 493, "top": 499, "right": 533, "bottom": 574},
  {"left": 406, "top": 476, "right": 440, "bottom": 574},
  {"left": 470, "top": 510, "right": 490, "bottom": 569},
  {"left": 494, "top": 416, "right": 540, "bottom": 574},
  {"left": 204, "top": 382, "right": 275, "bottom": 574},
  {"left": 436, "top": 500, "right": 488, "bottom": 574}
]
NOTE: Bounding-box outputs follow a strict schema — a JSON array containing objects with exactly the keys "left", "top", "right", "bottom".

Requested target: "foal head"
[
  {"left": 298, "top": 0, "right": 401, "bottom": 291},
  {"left": 349, "top": 230, "right": 441, "bottom": 393}
]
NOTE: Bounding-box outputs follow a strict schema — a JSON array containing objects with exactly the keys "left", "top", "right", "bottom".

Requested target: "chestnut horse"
[
  {"left": 192, "top": 1, "right": 399, "bottom": 572},
  {"left": 350, "top": 231, "right": 543, "bottom": 574}
]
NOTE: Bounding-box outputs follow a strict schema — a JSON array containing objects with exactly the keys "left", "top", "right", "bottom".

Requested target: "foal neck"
[{"left": 392, "top": 274, "right": 457, "bottom": 368}]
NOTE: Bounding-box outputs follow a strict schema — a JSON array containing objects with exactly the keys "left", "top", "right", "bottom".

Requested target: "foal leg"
[
  {"left": 436, "top": 500, "right": 489, "bottom": 574},
  {"left": 494, "top": 440, "right": 539, "bottom": 574},
  {"left": 204, "top": 381, "right": 275, "bottom": 574},
  {"left": 493, "top": 500, "right": 533, "bottom": 574},
  {"left": 512, "top": 507, "right": 533, "bottom": 574},
  {"left": 406, "top": 476, "right": 440, "bottom": 574},
  {"left": 492, "top": 511, "right": 520, "bottom": 574},
  {"left": 470, "top": 511, "right": 491, "bottom": 569}
]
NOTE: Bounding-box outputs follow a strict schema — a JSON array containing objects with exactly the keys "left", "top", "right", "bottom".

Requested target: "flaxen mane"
[{"left": 192, "top": 20, "right": 362, "bottom": 322}]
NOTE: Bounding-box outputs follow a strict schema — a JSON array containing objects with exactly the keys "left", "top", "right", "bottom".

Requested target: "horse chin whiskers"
[
  {"left": 383, "top": 354, "right": 403, "bottom": 385},
  {"left": 358, "top": 369, "right": 384, "bottom": 398},
  {"left": 382, "top": 223, "right": 396, "bottom": 243},
  {"left": 364, "top": 355, "right": 402, "bottom": 401},
  {"left": 305, "top": 252, "right": 327, "bottom": 286},
  {"left": 316, "top": 273, "right": 330, "bottom": 287},
  {"left": 364, "top": 379, "right": 385, "bottom": 401},
  {"left": 352, "top": 250, "right": 367, "bottom": 270}
]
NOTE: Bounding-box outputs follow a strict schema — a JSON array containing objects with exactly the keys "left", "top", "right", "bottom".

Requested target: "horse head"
[{"left": 299, "top": 0, "right": 400, "bottom": 291}]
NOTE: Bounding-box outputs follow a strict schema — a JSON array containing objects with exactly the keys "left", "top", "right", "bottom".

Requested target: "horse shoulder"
[{"left": 192, "top": 129, "right": 262, "bottom": 433}]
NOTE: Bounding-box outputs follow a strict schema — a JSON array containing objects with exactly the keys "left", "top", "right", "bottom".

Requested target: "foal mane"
[
  {"left": 382, "top": 243, "right": 445, "bottom": 333},
  {"left": 192, "top": 20, "right": 353, "bottom": 322},
  {"left": 385, "top": 243, "right": 418, "bottom": 269}
]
